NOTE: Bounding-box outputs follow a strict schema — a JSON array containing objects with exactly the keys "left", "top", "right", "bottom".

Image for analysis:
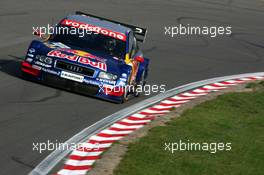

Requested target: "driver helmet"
[{"left": 105, "top": 38, "right": 117, "bottom": 52}]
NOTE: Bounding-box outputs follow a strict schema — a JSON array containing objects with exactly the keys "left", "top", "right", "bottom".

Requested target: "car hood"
[{"left": 30, "top": 40, "right": 125, "bottom": 74}]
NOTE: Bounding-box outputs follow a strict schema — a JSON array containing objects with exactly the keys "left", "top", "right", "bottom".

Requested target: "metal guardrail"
[{"left": 29, "top": 72, "right": 264, "bottom": 175}]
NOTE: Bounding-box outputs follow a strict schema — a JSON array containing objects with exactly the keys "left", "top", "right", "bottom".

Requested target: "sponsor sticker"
[
  {"left": 61, "top": 19, "right": 127, "bottom": 41},
  {"left": 27, "top": 53, "right": 34, "bottom": 57},
  {"left": 32, "top": 65, "right": 41, "bottom": 70},
  {"left": 29, "top": 48, "right": 35, "bottom": 53},
  {"left": 26, "top": 58, "right": 33, "bottom": 62},
  {"left": 35, "top": 61, "right": 52, "bottom": 68},
  {"left": 116, "top": 80, "right": 126, "bottom": 86},
  {"left": 44, "top": 42, "right": 70, "bottom": 49},
  {"left": 97, "top": 78, "right": 116, "bottom": 85},
  {"left": 52, "top": 42, "right": 70, "bottom": 48},
  {"left": 59, "top": 48, "right": 106, "bottom": 62},
  {"left": 83, "top": 79, "right": 100, "bottom": 86},
  {"left": 121, "top": 73, "right": 127, "bottom": 78},
  {"left": 120, "top": 78, "right": 127, "bottom": 82},
  {"left": 41, "top": 68, "right": 60, "bottom": 76},
  {"left": 60, "top": 71, "right": 84, "bottom": 83},
  {"left": 47, "top": 50, "right": 107, "bottom": 71}
]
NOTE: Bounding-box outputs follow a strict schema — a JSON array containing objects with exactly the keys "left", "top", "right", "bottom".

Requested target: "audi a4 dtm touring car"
[{"left": 21, "top": 11, "right": 149, "bottom": 103}]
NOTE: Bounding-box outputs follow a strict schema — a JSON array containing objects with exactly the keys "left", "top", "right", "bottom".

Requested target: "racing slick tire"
[
  {"left": 134, "top": 70, "right": 146, "bottom": 97},
  {"left": 120, "top": 85, "right": 129, "bottom": 103}
]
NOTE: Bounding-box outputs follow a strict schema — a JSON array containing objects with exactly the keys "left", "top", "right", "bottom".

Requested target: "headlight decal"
[
  {"left": 35, "top": 55, "right": 53, "bottom": 65},
  {"left": 98, "top": 72, "right": 118, "bottom": 81}
]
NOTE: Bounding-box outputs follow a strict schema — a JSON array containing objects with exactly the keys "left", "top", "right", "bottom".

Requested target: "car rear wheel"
[
  {"left": 134, "top": 70, "right": 146, "bottom": 97},
  {"left": 120, "top": 85, "right": 129, "bottom": 103}
]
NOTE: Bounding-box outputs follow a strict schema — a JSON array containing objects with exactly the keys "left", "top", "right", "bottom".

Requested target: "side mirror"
[
  {"left": 33, "top": 29, "right": 50, "bottom": 41},
  {"left": 135, "top": 56, "right": 144, "bottom": 63},
  {"left": 33, "top": 29, "right": 41, "bottom": 37}
]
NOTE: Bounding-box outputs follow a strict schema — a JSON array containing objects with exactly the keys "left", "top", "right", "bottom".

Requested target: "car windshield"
[{"left": 51, "top": 26, "right": 126, "bottom": 59}]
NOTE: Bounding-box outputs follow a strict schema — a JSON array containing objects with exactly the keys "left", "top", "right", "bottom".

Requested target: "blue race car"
[{"left": 21, "top": 11, "right": 149, "bottom": 103}]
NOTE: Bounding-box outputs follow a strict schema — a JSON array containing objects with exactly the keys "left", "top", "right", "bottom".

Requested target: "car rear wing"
[{"left": 75, "top": 11, "right": 148, "bottom": 42}]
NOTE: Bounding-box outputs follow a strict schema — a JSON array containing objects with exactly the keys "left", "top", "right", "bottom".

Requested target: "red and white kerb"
[{"left": 55, "top": 76, "right": 264, "bottom": 175}]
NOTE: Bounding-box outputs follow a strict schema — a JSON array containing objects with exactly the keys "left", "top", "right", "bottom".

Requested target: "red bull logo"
[{"left": 47, "top": 50, "right": 107, "bottom": 71}]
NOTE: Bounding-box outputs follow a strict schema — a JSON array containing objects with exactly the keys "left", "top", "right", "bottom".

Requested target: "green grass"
[
  {"left": 246, "top": 81, "right": 264, "bottom": 91},
  {"left": 114, "top": 89, "right": 264, "bottom": 175}
]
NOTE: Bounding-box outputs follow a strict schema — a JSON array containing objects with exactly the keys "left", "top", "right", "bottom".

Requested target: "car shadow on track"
[{"left": 0, "top": 55, "right": 23, "bottom": 78}]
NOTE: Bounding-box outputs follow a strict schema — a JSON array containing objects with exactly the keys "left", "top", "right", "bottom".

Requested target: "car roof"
[{"left": 65, "top": 15, "right": 132, "bottom": 35}]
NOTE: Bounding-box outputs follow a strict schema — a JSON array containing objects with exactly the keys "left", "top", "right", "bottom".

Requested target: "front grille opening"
[{"left": 56, "top": 60, "right": 95, "bottom": 77}]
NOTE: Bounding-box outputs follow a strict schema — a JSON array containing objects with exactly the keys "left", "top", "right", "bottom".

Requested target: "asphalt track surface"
[{"left": 0, "top": 0, "right": 264, "bottom": 174}]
